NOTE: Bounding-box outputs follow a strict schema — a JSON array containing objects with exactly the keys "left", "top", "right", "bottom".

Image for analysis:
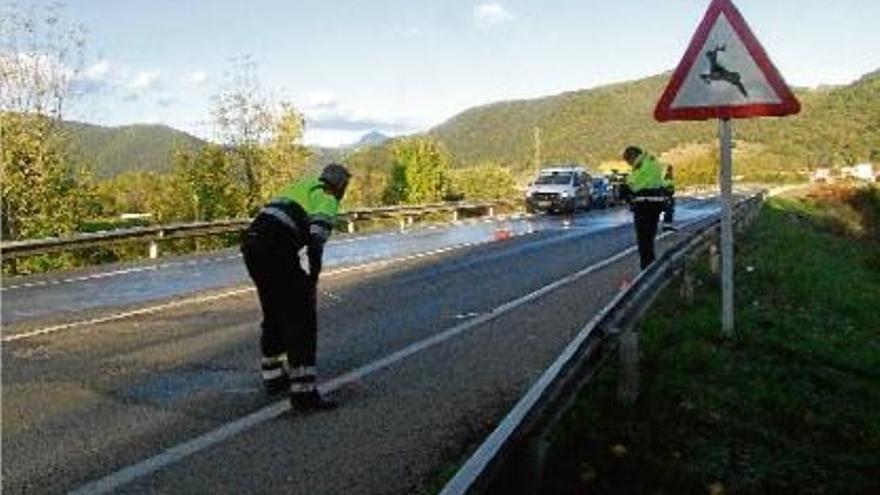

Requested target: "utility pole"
[{"left": 533, "top": 126, "right": 541, "bottom": 173}]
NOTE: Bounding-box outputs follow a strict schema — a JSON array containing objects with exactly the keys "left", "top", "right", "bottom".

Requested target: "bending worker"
[
  {"left": 241, "top": 163, "right": 351, "bottom": 411},
  {"left": 623, "top": 146, "right": 674, "bottom": 270}
]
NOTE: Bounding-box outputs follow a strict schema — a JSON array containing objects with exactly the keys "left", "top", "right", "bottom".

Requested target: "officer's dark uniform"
[
  {"left": 624, "top": 147, "right": 672, "bottom": 270},
  {"left": 240, "top": 164, "right": 349, "bottom": 410}
]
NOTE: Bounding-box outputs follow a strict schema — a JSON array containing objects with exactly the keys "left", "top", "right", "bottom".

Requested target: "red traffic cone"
[{"left": 493, "top": 226, "right": 512, "bottom": 241}]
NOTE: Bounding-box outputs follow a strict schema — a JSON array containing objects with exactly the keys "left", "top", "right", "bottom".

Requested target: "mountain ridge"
[{"left": 65, "top": 68, "right": 879, "bottom": 179}]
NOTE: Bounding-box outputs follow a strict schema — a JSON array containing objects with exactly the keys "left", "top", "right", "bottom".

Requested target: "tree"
[
  {"left": 212, "top": 56, "right": 313, "bottom": 212},
  {"left": 0, "top": 2, "right": 86, "bottom": 119},
  {"left": 260, "top": 103, "right": 312, "bottom": 203},
  {"left": 450, "top": 162, "right": 516, "bottom": 201},
  {"left": 1, "top": 2, "right": 89, "bottom": 244},
  {"left": 346, "top": 144, "right": 394, "bottom": 207},
  {"left": 389, "top": 137, "right": 451, "bottom": 204},
  {"left": 170, "top": 145, "right": 245, "bottom": 222},
  {"left": 212, "top": 55, "right": 273, "bottom": 214},
  {"left": 1, "top": 113, "right": 85, "bottom": 240}
]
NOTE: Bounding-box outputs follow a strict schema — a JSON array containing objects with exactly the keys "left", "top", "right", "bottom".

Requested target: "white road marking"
[
  {"left": 1, "top": 234, "right": 526, "bottom": 343},
  {"left": 0, "top": 255, "right": 241, "bottom": 291},
  {"left": 2, "top": 215, "right": 530, "bottom": 292},
  {"left": 63, "top": 240, "right": 641, "bottom": 495}
]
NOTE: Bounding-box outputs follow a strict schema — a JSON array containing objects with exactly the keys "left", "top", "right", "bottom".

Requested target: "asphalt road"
[{"left": 1, "top": 198, "right": 721, "bottom": 495}]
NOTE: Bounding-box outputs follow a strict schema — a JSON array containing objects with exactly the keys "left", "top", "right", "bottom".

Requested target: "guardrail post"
[
  {"left": 149, "top": 230, "right": 164, "bottom": 259},
  {"left": 347, "top": 215, "right": 357, "bottom": 234},
  {"left": 519, "top": 435, "right": 551, "bottom": 495},
  {"left": 680, "top": 259, "right": 694, "bottom": 304},
  {"left": 452, "top": 209, "right": 459, "bottom": 223},
  {"left": 708, "top": 242, "right": 720, "bottom": 275},
  {"left": 618, "top": 330, "right": 640, "bottom": 405},
  {"left": 489, "top": 206, "right": 495, "bottom": 218}
]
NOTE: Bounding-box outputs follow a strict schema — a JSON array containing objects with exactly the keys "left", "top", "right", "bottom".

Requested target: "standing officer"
[
  {"left": 241, "top": 163, "right": 351, "bottom": 411},
  {"left": 623, "top": 146, "right": 672, "bottom": 270},
  {"left": 662, "top": 165, "right": 676, "bottom": 225}
]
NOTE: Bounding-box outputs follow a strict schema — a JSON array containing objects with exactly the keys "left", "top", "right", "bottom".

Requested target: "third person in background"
[
  {"left": 663, "top": 164, "right": 676, "bottom": 227},
  {"left": 623, "top": 146, "right": 673, "bottom": 270}
]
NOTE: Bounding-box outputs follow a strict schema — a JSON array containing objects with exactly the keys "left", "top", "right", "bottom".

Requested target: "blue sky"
[{"left": 57, "top": 0, "right": 880, "bottom": 146}]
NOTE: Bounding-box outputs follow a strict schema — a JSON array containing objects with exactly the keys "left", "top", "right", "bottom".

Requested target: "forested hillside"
[
  {"left": 60, "top": 70, "right": 878, "bottom": 182},
  {"left": 429, "top": 70, "right": 880, "bottom": 173},
  {"left": 60, "top": 121, "right": 206, "bottom": 177}
]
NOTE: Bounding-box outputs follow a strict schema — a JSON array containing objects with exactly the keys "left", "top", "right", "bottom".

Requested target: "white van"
[{"left": 525, "top": 167, "right": 592, "bottom": 214}]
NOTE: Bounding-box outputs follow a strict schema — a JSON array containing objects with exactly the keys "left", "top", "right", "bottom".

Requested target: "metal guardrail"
[
  {"left": 0, "top": 200, "right": 514, "bottom": 260},
  {"left": 439, "top": 191, "right": 765, "bottom": 495},
  {"left": 1, "top": 186, "right": 739, "bottom": 261}
]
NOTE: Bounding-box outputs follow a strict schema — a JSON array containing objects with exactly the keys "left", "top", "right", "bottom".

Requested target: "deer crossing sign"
[{"left": 654, "top": 0, "right": 800, "bottom": 121}]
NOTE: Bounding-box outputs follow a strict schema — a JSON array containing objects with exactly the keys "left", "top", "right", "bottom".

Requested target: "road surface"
[{"left": 2, "top": 197, "right": 722, "bottom": 495}]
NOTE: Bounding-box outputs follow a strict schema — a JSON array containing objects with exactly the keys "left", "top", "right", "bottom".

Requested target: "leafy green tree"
[
  {"left": 389, "top": 137, "right": 451, "bottom": 204},
  {"left": 92, "top": 170, "right": 171, "bottom": 218},
  {"left": 170, "top": 144, "right": 245, "bottom": 221},
  {"left": 212, "top": 56, "right": 314, "bottom": 212},
  {"left": 343, "top": 144, "right": 392, "bottom": 207},
  {"left": 1, "top": 2, "right": 89, "bottom": 246},
  {"left": 1, "top": 113, "right": 86, "bottom": 240},
  {"left": 449, "top": 162, "right": 516, "bottom": 201},
  {"left": 259, "top": 103, "right": 312, "bottom": 203},
  {"left": 212, "top": 55, "right": 273, "bottom": 213}
]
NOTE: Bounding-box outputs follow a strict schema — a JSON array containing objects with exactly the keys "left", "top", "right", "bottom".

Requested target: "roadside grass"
[{"left": 541, "top": 185, "right": 880, "bottom": 494}]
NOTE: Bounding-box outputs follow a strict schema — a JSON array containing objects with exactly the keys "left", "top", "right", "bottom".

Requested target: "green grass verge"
[{"left": 541, "top": 185, "right": 880, "bottom": 495}]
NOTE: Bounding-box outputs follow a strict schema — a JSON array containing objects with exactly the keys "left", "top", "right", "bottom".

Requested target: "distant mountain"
[
  {"left": 65, "top": 69, "right": 879, "bottom": 181},
  {"left": 306, "top": 131, "right": 391, "bottom": 170},
  {"left": 61, "top": 121, "right": 206, "bottom": 178},
  {"left": 351, "top": 131, "right": 389, "bottom": 148}
]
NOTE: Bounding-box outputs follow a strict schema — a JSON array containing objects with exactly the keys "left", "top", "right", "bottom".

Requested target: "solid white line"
[
  {"left": 0, "top": 255, "right": 241, "bottom": 292},
  {"left": 1, "top": 234, "right": 523, "bottom": 343},
  {"left": 1, "top": 289, "right": 255, "bottom": 343},
  {"left": 64, "top": 241, "right": 640, "bottom": 495},
  {"left": 3, "top": 215, "right": 529, "bottom": 292}
]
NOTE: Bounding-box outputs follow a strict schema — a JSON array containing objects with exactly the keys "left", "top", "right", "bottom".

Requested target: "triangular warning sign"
[{"left": 655, "top": 0, "right": 800, "bottom": 121}]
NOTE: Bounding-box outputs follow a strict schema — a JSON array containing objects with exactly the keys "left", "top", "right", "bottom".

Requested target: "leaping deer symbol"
[{"left": 699, "top": 44, "right": 748, "bottom": 97}]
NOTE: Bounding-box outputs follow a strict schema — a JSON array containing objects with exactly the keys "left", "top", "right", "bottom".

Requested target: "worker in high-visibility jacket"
[
  {"left": 623, "top": 146, "right": 674, "bottom": 269},
  {"left": 240, "top": 163, "right": 351, "bottom": 411}
]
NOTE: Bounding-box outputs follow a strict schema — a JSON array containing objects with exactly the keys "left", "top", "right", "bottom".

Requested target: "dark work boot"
[
  {"left": 288, "top": 367, "right": 336, "bottom": 411},
  {"left": 261, "top": 355, "right": 289, "bottom": 395},
  {"left": 289, "top": 389, "right": 338, "bottom": 412}
]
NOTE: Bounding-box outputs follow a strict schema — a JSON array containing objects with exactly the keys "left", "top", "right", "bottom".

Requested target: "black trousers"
[
  {"left": 632, "top": 201, "right": 664, "bottom": 270},
  {"left": 241, "top": 235, "right": 317, "bottom": 368}
]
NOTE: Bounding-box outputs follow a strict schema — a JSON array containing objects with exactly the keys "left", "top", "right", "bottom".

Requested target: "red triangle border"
[{"left": 654, "top": 0, "right": 800, "bottom": 121}]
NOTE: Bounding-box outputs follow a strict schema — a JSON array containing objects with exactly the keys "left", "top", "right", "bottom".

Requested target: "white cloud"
[
  {"left": 474, "top": 3, "right": 514, "bottom": 30},
  {"left": 302, "top": 90, "right": 338, "bottom": 109},
  {"left": 128, "top": 71, "right": 161, "bottom": 91},
  {"left": 303, "top": 128, "right": 367, "bottom": 148},
  {"left": 83, "top": 60, "right": 111, "bottom": 80},
  {"left": 296, "top": 90, "right": 423, "bottom": 135},
  {"left": 187, "top": 70, "right": 208, "bottom": 85}
]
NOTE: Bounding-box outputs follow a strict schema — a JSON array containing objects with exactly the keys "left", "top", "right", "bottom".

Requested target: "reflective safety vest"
[
  {"left": 627, "top": 153, "right": 672, "bottom": 200},
  {"left": 249, "top": 177, "right": 340, "bottom": 246}
]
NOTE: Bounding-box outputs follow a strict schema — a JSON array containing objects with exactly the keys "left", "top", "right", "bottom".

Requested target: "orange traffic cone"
[{"left": 493, "top": 227, "right": 512, "bottom": 241}]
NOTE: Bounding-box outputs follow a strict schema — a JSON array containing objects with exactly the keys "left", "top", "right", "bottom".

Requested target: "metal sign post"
[
  {"left": 654, "top": 0, "right": 800, "bottom": 334},
  {"left": 719, "top": 118, "right": 734, "bottom": 334}
]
